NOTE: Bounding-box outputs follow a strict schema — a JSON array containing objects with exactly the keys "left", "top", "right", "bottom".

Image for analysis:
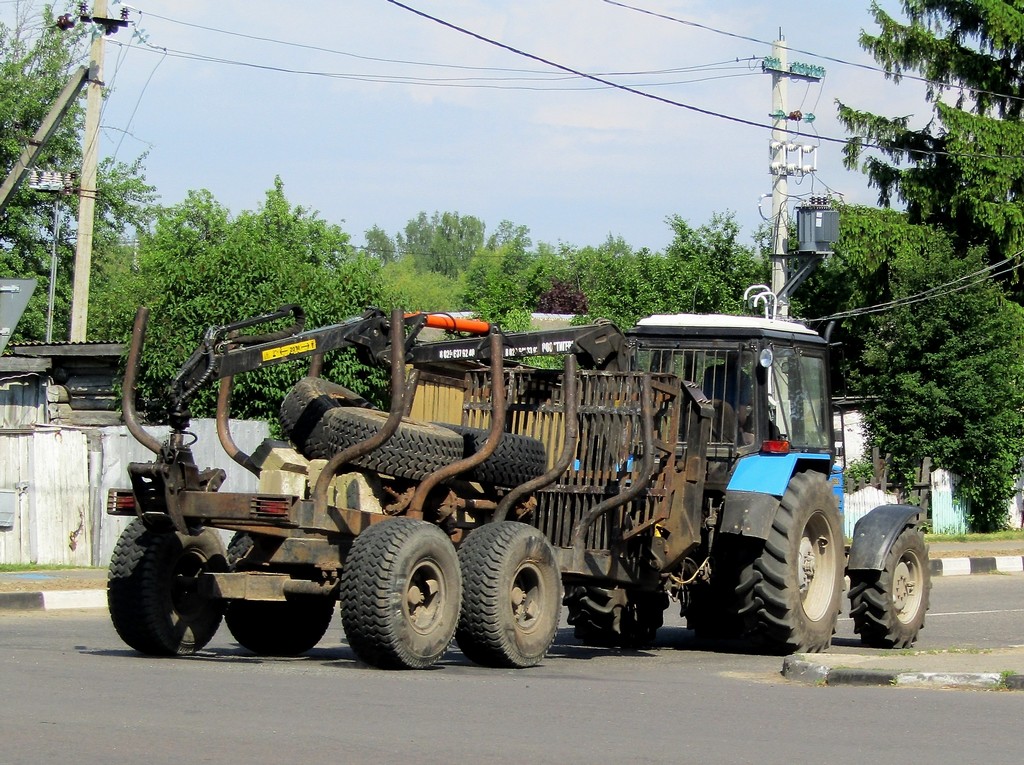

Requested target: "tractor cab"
[{"left": 627, "top": 314, "right": 833, "bottom": 486}]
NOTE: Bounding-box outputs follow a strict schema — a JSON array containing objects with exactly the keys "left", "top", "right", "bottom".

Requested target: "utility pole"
[
  {"left": 69, "top": 1, "right": 129, "bottom": 342},
  {"left": 769, "top": 37, "right": 788, "bottom": 318},
  {"left": 763, "top": 35, "right": 824, "bottom": 319}
]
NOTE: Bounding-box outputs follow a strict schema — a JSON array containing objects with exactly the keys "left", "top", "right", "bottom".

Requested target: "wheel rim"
[
  {"left": 510, "top": 563, "right": 544, "bottom": 634},
  {"left": 404, "top": 558, "right": 447, "bottom": 635},
  {"left": 170, "top": 548, "right": 209, "bottom": 619},
  {"left": 798, "top": 510, "right": 838, "bottom": 621},
  {"left": 893, "top": 549, "right": 924, "bottom": 624}
]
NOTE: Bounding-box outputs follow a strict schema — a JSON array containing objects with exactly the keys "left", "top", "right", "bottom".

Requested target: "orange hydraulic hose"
[{"left": 406, "top": 312, "right": 491, "bottom": 335}]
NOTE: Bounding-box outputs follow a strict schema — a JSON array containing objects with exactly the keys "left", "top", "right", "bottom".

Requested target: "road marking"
[{"left": 926, "top": 608, "right": 1024, "bottom": 617}]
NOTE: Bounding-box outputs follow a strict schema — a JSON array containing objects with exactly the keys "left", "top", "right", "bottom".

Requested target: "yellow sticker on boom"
[{"left": 262, "top": 339, "right": 316, "bottom": 362}]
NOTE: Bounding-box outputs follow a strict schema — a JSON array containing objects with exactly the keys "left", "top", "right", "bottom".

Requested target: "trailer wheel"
[
  {"left": 455, "top": 522, "right": 561, "bottom": 668},
  {"left": 107, "top": 519, "right": 227, "bottom": 656},
  {"left": 565, "top": 585, "right": 667, "bottom": 649},
  {"left": 849, "top": 526, "right": 930, "bottom": 648},
  {"left": 441, "top": 425, "right": 548, "bottom": 487},
  {"left": 225, "top": 597, "right": 336, "bottom": 656},
  {"left": 749, "top": 471, "right": 844, "bottom": 653},
  {"left": 279, "top": 376, "right": 370, "bottom": 457},
  {"left": 340, "top": 518, "right": 461, "bottom": 669}
]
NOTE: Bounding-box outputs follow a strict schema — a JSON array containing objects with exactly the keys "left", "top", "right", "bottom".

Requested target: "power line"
[
  {"left": 809, "top": 254, "right": 1023, "bottom": 322},
  {"left": 111, "top": 38, "right": 758, "bottom": 92},
  {"left": 137, "top": 8, "right": 753, "bottom": 80},
  {"left": 600, "top": 0, "right": 1024, "bottom": 108},
  {"left": 381, "top": 0, "right": 1024, "bottom": 162}
]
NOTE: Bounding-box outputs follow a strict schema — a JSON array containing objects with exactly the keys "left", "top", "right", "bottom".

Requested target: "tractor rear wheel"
[{"left": 748, "top": 471, "right": 844, "bottom": 653}]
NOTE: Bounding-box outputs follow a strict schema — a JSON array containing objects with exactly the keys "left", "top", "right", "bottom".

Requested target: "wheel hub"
[
  {"left": 798, "top": 509, "right": 837, "bottom": 622},
  {"left": 510, "top": 565, "right": 542, "bottom": 630},
  {"left": 405, "top": 562, "right": 444, "bottom": 633}
]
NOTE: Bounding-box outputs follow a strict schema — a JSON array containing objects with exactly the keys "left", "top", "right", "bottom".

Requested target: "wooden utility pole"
[{"left": 70, "top": 0, "right": 107, "bottom": 342}]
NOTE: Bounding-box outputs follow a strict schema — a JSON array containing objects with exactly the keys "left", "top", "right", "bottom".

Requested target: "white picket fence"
[{"left": 841, "top": 468, "right": 1024, "bottom": 537}]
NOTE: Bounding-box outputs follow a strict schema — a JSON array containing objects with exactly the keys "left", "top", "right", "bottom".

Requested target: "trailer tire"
[
  {"left": 225, "top": 597, "right": 336, "bottom": 656},
  {"left": 749, "top": 471, "right": 843, "bottom": 653},
  {"left": 310, "top": 407, "right": 464, "bottom": 480},
  {"left": 849, "top": 526, "right": 930, "bottom": 648},
  {"left": 279, "top": 376, "right": 370, "bottom": 457},
  {"left": 226, "top": 531, "right": 254, "bottom": 569},
  {"left": 442, "top": 425, "right": 548, "bottom": 487},
  {"left": 340, "top": 518, "right": 461, "bottom": 669},
  {"left": 455, "top": 522, "right": 561, "bottom": 668},
  {"left": 107, "top": 519, "right": 227, "bottom": 656},
  {"left": 565, "top": 585, "right": 667, "bottom": 649}
]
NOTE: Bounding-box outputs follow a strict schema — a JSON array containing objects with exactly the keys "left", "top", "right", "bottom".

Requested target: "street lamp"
[{"left": 27, "top": 169, "right": 75, "bottom": 343}]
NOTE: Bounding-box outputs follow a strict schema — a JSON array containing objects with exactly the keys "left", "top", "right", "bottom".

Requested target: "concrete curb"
[
  {"left": 930, "top": 556, "right": 1024, "bottom": 576},
  {"left": 0, "top": 589, "right": 106, "bottom": 612},
  {"left": 782, "top": 656, "right": 1023, "bottom": 691}
]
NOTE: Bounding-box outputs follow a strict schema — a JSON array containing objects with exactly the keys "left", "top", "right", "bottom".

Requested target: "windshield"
[{"left": 768, "top": 347, "right": 830, "bottom": 449}]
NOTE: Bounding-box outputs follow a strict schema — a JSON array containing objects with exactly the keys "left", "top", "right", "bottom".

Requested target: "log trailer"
[{"left": 106, "top": 305, "right": 930, "bottom": 669}]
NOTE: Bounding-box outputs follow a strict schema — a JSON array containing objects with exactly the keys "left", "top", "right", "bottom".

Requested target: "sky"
[{"left": 2, "top": 0, "right": 930, "bottom": 254}]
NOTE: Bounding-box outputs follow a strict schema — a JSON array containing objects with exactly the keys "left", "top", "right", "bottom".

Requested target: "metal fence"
[{"left": 0, "top": 419, "right": 268, "bottom": 566}]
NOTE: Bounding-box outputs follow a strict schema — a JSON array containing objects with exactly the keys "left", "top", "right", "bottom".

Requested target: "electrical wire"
[
  {"left": 111, "top": 34, "right": 165, "bottom": 161},
  {"left": 809, "top": 254, "right": 1023, "bottom": 322},
  {"left": 600, "top": 0, "right": 1024, "bottom": 108},
  {"left": 137, "top": 8, "right": 754, "bottom": 80},
  {"left": 380, "top": 0, "right": 1024, "bottom": 162},
  {"left": 109, "top": 38, "right": 758, "bottom": 92}
]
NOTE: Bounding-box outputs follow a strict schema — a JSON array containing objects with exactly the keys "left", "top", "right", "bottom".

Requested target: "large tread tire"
[
  {"left": 565, "top": 585, "right": 668, "bottom": 649},
  {"left": 455, "top": 522, "right": 562, "bottom": 668},
  {"left": 685, "top": 538, "right": 759, "bottom": 639},
  {"left": 749, "top": 471, "right": 844, "bottom": 653},
  {"left": 226, "top": 531, "right": 254, "bottom": 570},
  {"left": 279, "top": 376, "right": 369, "bottom": 457},
  {"left": 225, "top": 597, "right": 336, "bottom": 657},
  {"left": 849, "top": 526, "right": 930, "bottom": 648},
  {"left": 441, "top": 425, "right": 548, "bottom": 488},
  {"left": 107, "top": 519, "right": 227, "bottom": 656},
  {"left": 316, "top": 407, "right": 464, "bottom": 481},
  {"left": 340, "top": 518, "right": 462, "bottom": 669}
]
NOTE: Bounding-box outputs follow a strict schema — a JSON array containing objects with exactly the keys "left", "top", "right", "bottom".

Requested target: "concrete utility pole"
[
  {"left": 769, "top": 37, "right": 788, "bottom": 318},
  {"left": 70, "top": 0, "right": 107, "bottom": 342},
  {"left": 764, "top": 36, "right": 823, "bottom": 319}
]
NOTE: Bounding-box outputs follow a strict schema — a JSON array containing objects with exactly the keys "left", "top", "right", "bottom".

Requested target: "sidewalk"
[{"left": 2, "top": 540, "right": 1023, "bottom": 690}]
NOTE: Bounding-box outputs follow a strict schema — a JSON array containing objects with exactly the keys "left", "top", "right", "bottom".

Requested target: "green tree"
[
  {"left": 578, "top": 214, "right": 766, "bottom": 328},
  {"left": 97, "top": 180, "right": 395, "bottom": 424},
  {"left": 838, "top": 1, "right": 1024, "bottom": 267},
  {"left": 364, "top": 224, "right": 397, "bottom": 264},
  {"left": 0, "top": 7, "right": 155, "bottom": 342},
  {"left": 852, "top": 226, "right": 1024, "bottom": 530},
  {"left": 397, "top": 210, "right": 485, "bottom": 278}
]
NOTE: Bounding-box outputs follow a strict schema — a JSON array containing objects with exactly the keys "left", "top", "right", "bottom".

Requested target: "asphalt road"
[{"left": 1, "top": 575, "right": 1021, "bottom": 765}]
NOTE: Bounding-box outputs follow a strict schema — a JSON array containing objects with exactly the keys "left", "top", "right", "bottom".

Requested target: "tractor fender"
[
  {"left": 719, "top": 453, "right": 831, "bottom": 540},
  {"left": 846, "top": 504, "right": 924, "bottom": 571}
]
